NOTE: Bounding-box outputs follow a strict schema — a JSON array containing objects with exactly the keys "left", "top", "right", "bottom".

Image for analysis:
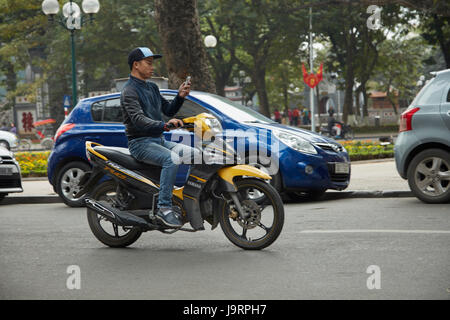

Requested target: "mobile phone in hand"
[{"left": 185, "top": 76, "right": 191, "bottom": 85}]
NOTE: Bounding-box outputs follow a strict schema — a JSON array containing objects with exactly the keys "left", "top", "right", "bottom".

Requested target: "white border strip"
[{"left": 299, "top": 229, "right": 450, "bottom": 234}]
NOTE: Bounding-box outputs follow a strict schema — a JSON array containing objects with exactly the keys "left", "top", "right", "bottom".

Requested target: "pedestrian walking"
[
  {"left": 9, "top": 123, "right": 17, "bottom": 135},
  {"left": 274, "top": 108, "right": 281, "bottom": 123},
  {"left": 303, "top": 108, "right": 310, "bottom": 125},
  {"left": 292, "top": 107, "right": 300, "bottom": 127}
]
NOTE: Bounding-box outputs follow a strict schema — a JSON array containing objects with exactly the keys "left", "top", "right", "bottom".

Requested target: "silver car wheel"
[
  {"left": 60, "top": 168, "right": 85, "bottom": 200},
  {"left": 0, "top": 140, "right": 10, "bottom": 150},
  {"left": 414, "top": 156, "right": 450, "bottom": 197}
]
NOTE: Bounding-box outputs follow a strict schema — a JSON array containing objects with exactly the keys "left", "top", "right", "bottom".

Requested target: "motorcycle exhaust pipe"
[{"left": 85, "top": 198, "right": 150, "bottom": 228}]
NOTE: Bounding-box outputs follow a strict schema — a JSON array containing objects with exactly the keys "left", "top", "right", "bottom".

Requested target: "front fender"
[{"left": 217, "top": 165, "right": 271, "bottom": 192}]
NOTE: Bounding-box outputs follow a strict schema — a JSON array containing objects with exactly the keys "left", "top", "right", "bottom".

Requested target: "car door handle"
[{"left": 447, "top": 110, "right": 450, "bottom": 117}]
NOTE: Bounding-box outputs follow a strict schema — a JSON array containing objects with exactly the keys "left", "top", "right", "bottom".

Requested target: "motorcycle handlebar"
[{"left": 166, "top": 121, "right": 195, "bottom": 129}]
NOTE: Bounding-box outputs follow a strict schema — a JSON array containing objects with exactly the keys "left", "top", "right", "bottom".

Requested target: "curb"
[
  {"left": 351, "top": 158, "right": 395, "bottom": 164},
  {"left": 324, "top": 190, "right": 413, "bottom": 199},
  {"left": 1, "top": 196, "right": 62, "bottom": 205},
  {"left": 2, "top": 190, "right": 414, "bottom": 205}
]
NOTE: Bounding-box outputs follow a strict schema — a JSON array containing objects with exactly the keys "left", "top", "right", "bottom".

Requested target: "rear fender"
[{"left": 74, "top": 168, "right": 104, "bottom": 198}]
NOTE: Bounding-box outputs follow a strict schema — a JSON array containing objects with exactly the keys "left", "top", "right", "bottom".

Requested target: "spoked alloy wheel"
[
  {"left": 61, "top": 168, "right": 85, "bottom": 199},
  {"left": 87, "top": 181, "right": 142, "bottom": 248},
  {"left": 57, "top": 161, "right": 90, "bottom": 207},
  {"left": 219, "top": 178, "right": 284, "bottom": 250},
  {"left": 407, "top": 149, "right": 450, "bottom": 204}
]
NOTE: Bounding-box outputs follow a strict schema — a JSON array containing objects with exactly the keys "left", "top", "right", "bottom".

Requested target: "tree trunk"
[
  {"left": 385, "top": 81, "right": 398, "bottom": 115},
  {"left": 214, "top": 76, "right": 227, "bottom": 97},
  {"left": 355, "top": 88, "right": 361, "bottom": 118},
  {"left": 362, "top": 85, "right": 369, "bottom": 117},
  {"left": 343, "top": 65, "right": 354, "bottom": 124},
  {"left": 154, "top": 0, "right": 216, "bottom": 93},
  {"left": 4, "top": 62, "right": 16, "bottom": 111},
  {"left": 253, "top": 67, "right": 270, "bottom": 117},
  {"left": 432, "top": 14, "right": 450, "bottom": 68}
]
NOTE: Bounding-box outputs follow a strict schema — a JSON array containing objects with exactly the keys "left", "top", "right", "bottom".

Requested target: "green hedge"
[
  {"left": 342, "top": 140, "right": 394, "bottom": 161},
  {"left": 353, "top": 124, "right": 399, "bottom": 134}
]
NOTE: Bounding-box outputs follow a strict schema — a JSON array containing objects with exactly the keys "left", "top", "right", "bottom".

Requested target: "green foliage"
[{"left": 374, "top": 36, "right": 431, "bottom": 108}]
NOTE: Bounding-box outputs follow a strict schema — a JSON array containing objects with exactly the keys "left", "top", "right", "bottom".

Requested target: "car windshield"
[{"left": 193, "top": 92, "right": 275, "bottom": 124}]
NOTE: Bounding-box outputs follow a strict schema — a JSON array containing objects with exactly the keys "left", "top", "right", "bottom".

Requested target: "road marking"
[{"left": 299, "top": 229, "right": 450, "bottom": 234}]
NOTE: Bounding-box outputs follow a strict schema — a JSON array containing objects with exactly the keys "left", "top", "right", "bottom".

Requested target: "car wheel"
[
  {"left": 287, "top": 189, "right": 327, "bottom": 202},
  {"left": 407, "top": 149, "right": 450, "bottom": 204},
  {"left": 56, "top": 161, "right": 91, "bottom": 207},
  {"left": 0, "top": 140, "right": 10, "bottom": 150},
  {"left": 246, "top": 158, "right": 281, "bottom": 203}
]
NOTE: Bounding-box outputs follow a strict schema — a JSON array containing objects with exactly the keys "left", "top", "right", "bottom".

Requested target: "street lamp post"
[
  {"left": 42, "top": 0, "right": 100, "bottom": 108},
  {"left": 309, "top": 7, "right": 316, "bottom": 132},
  {"left": 204, "top": 35, "right": 217, "bottom": 51}
]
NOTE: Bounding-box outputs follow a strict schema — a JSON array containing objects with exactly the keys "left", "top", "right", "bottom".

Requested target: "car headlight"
[
  {"left": 272, "top": 130, "right": 318, "bottom": 154},
  {"left": 11, "top": 135, "right": 18, "bottom": 148}
]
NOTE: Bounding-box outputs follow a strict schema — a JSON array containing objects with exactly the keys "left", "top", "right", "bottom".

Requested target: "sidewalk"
[{"left": 1, "top": 159, "right": 411, "bottom": 205}]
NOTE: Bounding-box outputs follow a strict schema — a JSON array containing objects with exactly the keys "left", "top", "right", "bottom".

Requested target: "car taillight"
[
  {"left": 399, "top": 107, "right": 420, "bottom": 132},
  {"left": 54, "top": 123, "right": 76, "bottom": 141}
]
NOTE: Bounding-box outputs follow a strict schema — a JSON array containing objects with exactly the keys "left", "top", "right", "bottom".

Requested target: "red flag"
[
  {"left": 302, "top": 62, "right": 324, "bottom": 88},
  {"left": 317, "top": 63, "right": 323, "bottom": 82}
]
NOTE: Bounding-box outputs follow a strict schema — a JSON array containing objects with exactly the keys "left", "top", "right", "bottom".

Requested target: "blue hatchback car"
[{"left": 48, "top": 90, "right": 350, "bottom": 207}]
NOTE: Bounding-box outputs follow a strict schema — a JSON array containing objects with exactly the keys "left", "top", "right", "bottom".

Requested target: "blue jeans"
[{"left": 128, "top": 136, "right": 197, "bottom": 209}]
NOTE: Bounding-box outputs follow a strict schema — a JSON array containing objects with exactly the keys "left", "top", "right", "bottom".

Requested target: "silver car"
[
  {"left": 0, "top": 146, "right": 23, "bottom": 202},
  {"left": 0, "top": 130, "right": 19, "bottom": 150},
  {"left": 395, "top": 68, "right": 450, "bottom": 203}
]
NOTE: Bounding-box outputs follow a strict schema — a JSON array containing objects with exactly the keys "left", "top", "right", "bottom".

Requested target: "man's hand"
[
  {"left": 178, "top": 80, "right": 191, "bottom": 98},
  {"left": 164, "top": 118, "right": 184, "bottom": 131}
]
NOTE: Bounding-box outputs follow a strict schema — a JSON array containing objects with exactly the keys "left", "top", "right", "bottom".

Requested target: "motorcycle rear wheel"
[
  {"left": 87, "top": 181, "right": 142, "bottom": 248},
  {"left": 219, "top": 178, "right": 284, "bottom": 250}
]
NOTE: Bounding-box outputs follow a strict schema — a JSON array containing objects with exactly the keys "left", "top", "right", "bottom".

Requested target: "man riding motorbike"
[{"left": 121, "top": 47, "right": 194, "bottom": 228}]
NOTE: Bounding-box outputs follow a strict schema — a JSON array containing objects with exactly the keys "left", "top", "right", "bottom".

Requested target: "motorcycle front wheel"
[
  {"left": 87, "top": 181, "right": 142, "bottom": 248},
  {"left": 219, "top": 178, "right": 284, "bottom": 250}
]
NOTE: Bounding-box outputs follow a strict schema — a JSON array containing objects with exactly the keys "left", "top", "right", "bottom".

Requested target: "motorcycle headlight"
[
  {"left": 204, "top": 117, "right": 222, "bottom": 135},
  {"left": 273, "top": 130, "right": 317, "bottom": 155}
]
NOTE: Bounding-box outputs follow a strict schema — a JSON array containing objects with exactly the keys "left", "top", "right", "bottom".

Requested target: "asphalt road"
[{"left": 0, "top": 198, "right": 449, "bottom": 300}]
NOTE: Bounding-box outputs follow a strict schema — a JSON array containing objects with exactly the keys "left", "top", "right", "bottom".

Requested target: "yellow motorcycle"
[{"left": 77, "top": 113, "right": 284, "bottom": 250}]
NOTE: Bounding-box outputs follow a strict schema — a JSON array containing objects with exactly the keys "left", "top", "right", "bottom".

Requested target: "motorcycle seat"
[{"left": 93, "top": 146, "right": 162, "bottom": 172}]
